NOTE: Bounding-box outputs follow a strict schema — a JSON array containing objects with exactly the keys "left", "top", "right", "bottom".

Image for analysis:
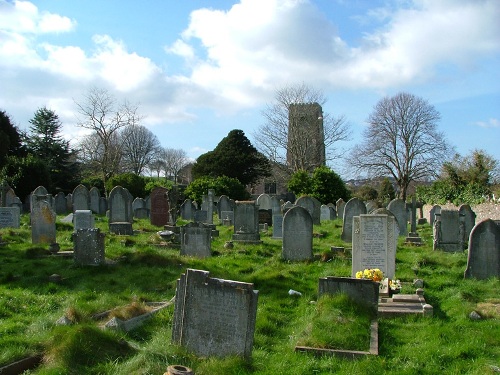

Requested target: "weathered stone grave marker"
[
  {"left": 73, "top": 228, "right": 106, "bottom": 266},
  {"left": 150, "top": 186, "right": 169, "bottom": 227},
  {"left": 433, "top": 209, "right": 465, "bottom": 252},
  {"left": 108, "top": 186, "right": 133, "bottom": 235},
  {"left": 282, "top": 206, "right": 313, "bottom": 261},
  {"left": 232, "top": 201, "right": 261, "bottom": 243},
  {"left": 0, "top": 206, "right": 20, "bottom": 228},
  {"left": 464, "top": 219, "right": 500, "bottom": 280},
  {"left": 341, "top": 198, "right": 367, "bottom": 242},
  {"left": 180, "top": 222, "right": 212, "bottom": 258}
]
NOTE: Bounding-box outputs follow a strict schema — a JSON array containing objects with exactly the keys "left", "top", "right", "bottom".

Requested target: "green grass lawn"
[{"left": 0, "top": 215, "right": 498, "bottom": 374}]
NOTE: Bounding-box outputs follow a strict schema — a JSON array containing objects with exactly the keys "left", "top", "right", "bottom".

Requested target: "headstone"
[
  {"left": 464, "top": 219, "right": 500, "bottom": 280},
  {"left": 206, "top": 189, "right": 214, "bottom": 225},
  {"left": 0, "top": 180, "right": 10, "bottom": 207},
  {"left": 108, "top": 186, "right": 133, "bottom": 235},
  {"left": 73, "top": 228, "right": 106, "bottom": 266},
  {"left": 150, "top": 187, "right": 170, "bottom": 227},
  {"left": 89, "top": 187, "right": 101, "bottom": 214},
  {"left": 281, "top": 201, "right": 295, "bottom": 215},
  {"left": 72, "top": 184, "right": 90, "bottom": 211},
  {"left": 180, "top": 199, "right": 196, "bottom": 221},
  {"left": 0, "top": 206, "right": 20, "bottom": 228},
  {"left": 31, "top": 199, "right": 56, "bottom": 244},
  {"left": 30, "top": 186, "right": 53, "bottom": 212},
  {"left": 10, "top": 196, "right": 23, "bottom": 213},
  {"left": 172, "top": 269, "right": 258, "bottom": 358},
  {"left": 365, "top": 200, "right": 378, "bottom": 214},
  {"left": 387, "top": 198, "right": 408, "bottom": 236},
  {"left": 66, "top": 193, "right": 73, "bottom": 213},
  {"left": 99, "top": 197, "right": 107, "bottom": 215},
  {"left": 220, "top": 210, "right": 234, "bottom": 225},
  {"left": 134, "top": 207, "right": 150, "bottom": 219},
  {"left": 232, "top": 201, "right": 261, "bottom": 243},
  {"left": 459, "top": 204, "right": 476, "bottom": 242},
  {"left": 271, "top": 196, "right": 281, "bottom": 215},
  {"left": 54, "top": 192, "right": 67, "bottom": 215},
  {"left": 318, "top": 276, "right": 379, "bottom": 309},
  {"left": 336, "top": 198, "right": 346, "bottom": 220},
  {"left": 320, "top": 204, "right": 335, "bottom": 221},
  {"left": 405, "top": 196, "right": 423, "bottom": 244},
  {"left": 295, "top": 195, "right": 321, "bottom": 225},
  {"left": 133, "top": 197, "right": 146, "bottom": 213},
  {"left": 180, "top": 222, "right": 212, "bottom": 258},
  {"left": 351, "top": 214, "right": 397, "bottom": 279},
  {"left": 256, "top": 193, "right": 272, "bottom": 211},
  {"left": 73, "top": 210, "right": 95, "bottom": 231},
  {"left": 282, "top": 206, "right": 313, "bottom": 261},
  {"left": 193, "top": 210, "right": 208, "bottom": 223},
  {"left": 272, "top": 214, "right": 283, "bottom": 239},
  {"left": 429, "top": 205, "right": 441, "bottom": 227},
  {"left": 341, "top": 198, "right": 367, "bottom": 242},
  {"left": 217, "top": 195, "right": 233, "bottom": 220},
  {"left": 4, "top": 187, "right": 17, "bottom": 208},
  {"left": 433, "top": 209, "right": 465, "bottom": 252},
  {"left": 258, "top": 209, "right": 272, "bottom": 226}
]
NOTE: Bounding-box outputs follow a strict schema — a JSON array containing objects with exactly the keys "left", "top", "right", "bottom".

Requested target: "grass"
[{"left": 0, "top": 215, "right": 499, "bottom": 374}]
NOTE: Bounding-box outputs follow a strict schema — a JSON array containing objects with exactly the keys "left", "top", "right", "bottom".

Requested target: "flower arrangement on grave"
[
  {"left": 355, "top": 268, "right": 384, "bottom": 282},
  {"left": 389, "top": 279, "right": 402, "bottom": 293}
]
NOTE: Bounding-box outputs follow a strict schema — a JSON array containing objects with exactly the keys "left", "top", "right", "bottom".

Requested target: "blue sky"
[{"left": 1, "top": 0, "right": 499, "bottom": 178}]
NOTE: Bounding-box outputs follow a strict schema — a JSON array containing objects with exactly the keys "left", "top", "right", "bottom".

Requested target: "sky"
[{"left": 1, "top": 0, "right": 499, "bottom": 179}]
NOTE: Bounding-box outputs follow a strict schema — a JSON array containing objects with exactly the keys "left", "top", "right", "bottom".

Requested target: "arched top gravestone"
[{"left": 341, "top": 197, "right": 367, "bottom": 242}]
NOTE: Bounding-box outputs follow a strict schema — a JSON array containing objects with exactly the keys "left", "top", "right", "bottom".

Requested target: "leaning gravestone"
[
  {"left": 150, "top": 187, "right": 169, "bottom": 227},
  {"left": 31, "top": 199, "right": 56, "bottom": 244},
  {"left": 72, "top": 184, "right": 90, "bottom": 211},
  {"left": 282, "top": 206, "right": 313, "bottom": 261},
  {"left": 232, "top": 201, "right": 261, "bottom": 243},
  {"left": 341, "top": 198, "right": 367, "bottom": 242},
  {"left": 0, "top": 206, "right": 20, "bottom": 229},
  {"left": 433, "top": 209, "right": 465, "bottom": 252},
  {"left": 295, "top": 195, "right": 321, "bottom": 225},
  {"left": 108, "top": 186, "right": 133, "bottom": 235},
  {"left": 459, "top": 204, "right": 476, "bottom": 242},
  {"left": 73, "top": 228, "right": 106, "bottom": 266},
  {"left": 351, "top": 214, "right": 397, "bottom": 279},
  {"left": 180, "top": 222, "right": 212, "bottom": 258},
  {"left": 387, "top": 198, "right": 408, "bottom": 236},
  {"left": 172, "top": 268, "right": 258, "bottom": 358},
  {"left": 464, "top": 219, "right": 500, "bottom": 280}
]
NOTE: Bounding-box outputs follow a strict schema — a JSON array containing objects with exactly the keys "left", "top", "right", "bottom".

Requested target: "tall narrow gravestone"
[
  {"left": 150, "top": 187, "right": 169, "bottom": 227},
  {"left": 464, "top": 219, "right": 500, "bottom": 280},
  {"left": 172, "top": 269, "right": 258, "bottom": 358},
  {"left": 108, "top": 186, "right": 133, "bottom": 235},
  {"left": 282, "top": 206, "right": 313, "bottom": 261},
  {"left": 352, "top": 214, "right": 397, "bottom": 279}
]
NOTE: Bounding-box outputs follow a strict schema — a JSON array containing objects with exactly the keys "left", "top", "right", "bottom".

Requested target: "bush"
[
  {"left": 105, "top": 173, "right": 147, "bottom": 198},
  {"left": 184, "top": 176, "right": 250, "bottom": 205}
]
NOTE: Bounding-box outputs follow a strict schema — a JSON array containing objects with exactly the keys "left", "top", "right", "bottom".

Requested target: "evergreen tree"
[
  {"left": 26, "top": 107, "right": 79, "bottom": 192},
  {"left": 192, "top": 129, "right": 271, "bottom": 186},
  {"left": 0, "top": 110, "right": 25, "bottom": 168}
]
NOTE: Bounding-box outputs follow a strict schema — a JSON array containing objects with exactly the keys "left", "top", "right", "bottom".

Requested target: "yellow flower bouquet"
[{"left": 355, "top": 268, "right": 384, "bottom": 282}]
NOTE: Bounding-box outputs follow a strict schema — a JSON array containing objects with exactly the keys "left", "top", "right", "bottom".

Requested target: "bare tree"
[
  {"left": 77, "top": 132, "right": 123, "bottom": 178},
  {"left": 147, "top": 148, "right": 167, "bottom": 178},
  {"left": 349, "top": 92, "right": 451, "bottom": 200},
  {"left": 254, "top": 83, "right": 350, "bottom": 174},
  {"left": 74, "top": 87, "right": 141, "bottom": 194},
  {"left": 163, "top": 148, "right": 189, "bottom": 184},
  {"left": 120, "top": 124, "right": 161, "bottom": 175}
]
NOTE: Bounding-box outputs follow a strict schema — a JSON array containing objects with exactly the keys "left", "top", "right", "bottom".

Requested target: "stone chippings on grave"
[
  {"left": 73, "top": 228, "right": 106, "bottom": 266},
  {"left": 108, "top": 186, "right": 133, "bottom": 235},
  {"left": 318, "top": 276, "right": 379, "bottom": 309},
  {"left": 464, "top": 219, "right": 500, "bottom": 280},
  {"left": 341, "top": 198, "right": 367, "bottom": 242},
  {"left": 351, "top": 214, "right": 397, "bottom": 279},
  {"left": 232, "top": 201, "right": 261, "bottom": 243},
  {"left": 387, "top": 198, "right": 408, "bottom": 236},
  {"left": 72, "top": 184, "right": 90, "bottom": 211},
  {"left": 31, "top": 199, "right": 56, "bottom": 244},
  {"left": 73, "top": 210, "right": 95, "bottom": 231},
  {"left": 150, "top": 186, "right": 170, "bottom": 227},
  {"left": 282, "top": 206, "right": 313, "bottom": 261},
  {"left": 180, "top": 222, "right": 212, "bottom": 258},
  {"left": 459, "top": 204, "right": 476, "bottom": 242},
  {"left": 0, "top": 206, "right": 20, "bottom": 229},
  {"left": 295, "top": 195, "right": 321, "bottom": 225},
  {"left": 172, "top": 269, "right": 258, "bottom": 358},
  {"left": 433, "top": 209, "right": 465, "bottom": 252}
]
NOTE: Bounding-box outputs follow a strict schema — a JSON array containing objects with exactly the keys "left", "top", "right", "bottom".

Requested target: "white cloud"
[{"left": 474, "top": 118, "right": 499, "bottom": 128}]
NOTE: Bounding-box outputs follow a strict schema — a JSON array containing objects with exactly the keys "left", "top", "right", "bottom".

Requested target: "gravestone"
[
  {"left": 72, "top": 184, "right": 90, "bottom": 211},
  {"left": 256, "top": 193, "right": 272, "bottom": 211},
  {"left": 206, "top": 189, "right": 214, "bottom": 225},
  {"left": 30, "top": 186, "right": 53, "bottom": 212},
  {"left": 365, "top": 200, "right": 378, "bottom": 214},
  {"left": 232, "top": 201, "right": 261, "bottom": 243},
  {"left": 351, "top": 214, "right": 397, "bottom": 279},
  {"left": 336, "top": 198, "right": 346, "bottom": 220},
  {"left": 73, "top": 210, "right": 95, "bottom": 231},
  {"left": 133, "top": 197, "right": 146, "bottom": 213},
  {"left": 108, "top": 186, "right": 133, "bottom": 235},
  {"left": 54, "top": 192, "right": 67, "bottom": 215},
  {"left": 272, "top": 214, "right": 283, "bottom": 239},
  {"left": 341, "top": 198, "right": 367, "bottom": 242},
  {"left": 66, "top": 193, "right": 73, "bottom": 213},
  {"left": 31, "top": 199, "right": 56, "bottom": 244},
  {"left": 295, "top": 195, "right": 321, "bottom": 225},
  {"left": 318, "top": 276, "right": 379, "bottom": 308},
  {"left": 258, "top": 209, "right": 272, "bottom": 226},
  {"left": 172, "top": 269, "right": 258, "bottom": 358},
  {"left": 320, "top": 204, "right": 335, "bottom": 221},
  {"left": 0, "top": 207, "right": 20, "bottom": 228},
  {"left": 180, "top": 222, "right": 212, "bottom": 258},
  {"left": 98, "top": 197, "right": 107, "bottom": 215},
  {"left": 433, "top": 209, "right": 465, "bottom": 252},
  {"left": 405, "top": 196, "right": 423, "bottom": 245},
  {"left": 429, "top": 205, "right": 441, "bottom": 227},
  {"left": 271, "top": 196, "right": 281, "bottom": 216},
  {"left": 464, "top": 219, "right": 500, "bottom": 280},
  {"left": 150, "top": 187, "right": 169, "bottom": 227},
  {"left": 459, "top": 204, "right": 476, "bottom": 242},
  {"left": 73, "top": 228, "right": 106, "bottom": 266},
  {"left": 0, "top": 180, "right": 10, "bottom": 207},
  {"left": 220, "top": 210, "right": 234, "bottom": 225},
  {"left": 89, "top": 187, "right": 101, "bottom": 214},
  {"left": 281, "top": 201, "right": 295, "bottom": 215},
  {"left": 180, "top": 199, "right": 196, "bottom": 221},
  {"left": 282, "top": 206, "right": 313, "bottom": 261},
  {"left": 193, "top": 210, "right": 208, "bottom": 223},
  {"left": 217, "top": 195, "right": 233, "bottom": 220},
  {"left": 133, "top": 198, "right": 149, "bottom": 219},
  {"left": 387, "top": 198, "right": 408, "bottom": 236}
]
